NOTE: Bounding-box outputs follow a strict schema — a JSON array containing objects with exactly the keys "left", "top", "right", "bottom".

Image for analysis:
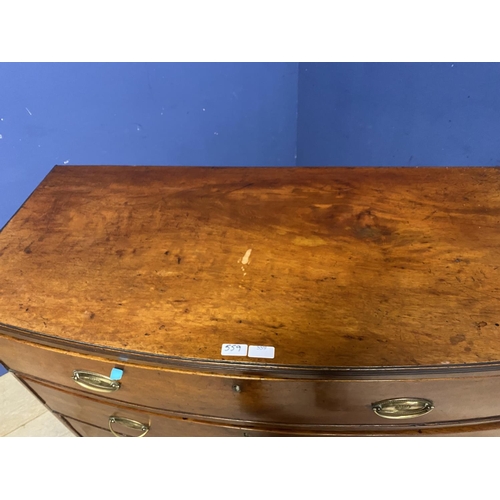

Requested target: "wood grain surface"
[{"left": 2, "top": 166, "right": 500, "bottom": 369}]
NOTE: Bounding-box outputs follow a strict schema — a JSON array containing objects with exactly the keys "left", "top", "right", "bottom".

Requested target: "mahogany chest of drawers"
[{"left": 2, "top": 165, "right": 500, "bottom": 436}]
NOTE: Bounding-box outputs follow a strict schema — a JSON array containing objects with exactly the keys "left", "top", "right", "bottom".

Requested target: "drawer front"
[
  {"left": 4, "top": 334, "right": 500, "bottom": 426},
  {"left": 34, "top": 382, "right": 500, "bottom": 438},
  {"left": 63, "top": 415, "right": 500, "bottom": 437}
]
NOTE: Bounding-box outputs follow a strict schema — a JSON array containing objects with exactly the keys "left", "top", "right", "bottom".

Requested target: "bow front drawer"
[
  {"left": 3, "top": 334, "right": 500, "bottom": 427},
  {"left": 23, "top": 378, "right": 500, "bottom": 437}
]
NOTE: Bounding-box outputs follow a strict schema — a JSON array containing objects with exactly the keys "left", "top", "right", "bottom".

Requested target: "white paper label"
[
  {"left": 248, "top": 345, "right": 275, "bottom": 359},
  {"left": 221, "top": 344, "right": 248, "bottom": 356}
]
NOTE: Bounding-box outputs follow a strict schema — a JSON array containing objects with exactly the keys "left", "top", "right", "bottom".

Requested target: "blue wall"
[{"left": 297, "top": 63, "right": 500, "bottom": 166}]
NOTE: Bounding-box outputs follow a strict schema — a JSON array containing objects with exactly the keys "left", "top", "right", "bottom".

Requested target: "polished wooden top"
[{"left": 1, "top": 166, "right": 500, "bottom": 370}]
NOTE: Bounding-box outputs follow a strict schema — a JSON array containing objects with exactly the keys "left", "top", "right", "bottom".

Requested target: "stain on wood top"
[{"left": 1, "top": 166, "right": 500, "bottom": 369}]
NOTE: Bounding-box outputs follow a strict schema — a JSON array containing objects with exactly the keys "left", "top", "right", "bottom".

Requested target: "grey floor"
[{"left": 0, "top": 372, "right": 76, "bottom": 437}]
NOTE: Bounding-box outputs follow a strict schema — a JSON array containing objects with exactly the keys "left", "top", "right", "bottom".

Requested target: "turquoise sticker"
[{"left": 110, "top": 367, "right": 124, "bottom": 380}]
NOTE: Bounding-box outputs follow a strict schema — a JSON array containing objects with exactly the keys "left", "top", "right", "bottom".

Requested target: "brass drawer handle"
[
  {"left": 372, "top": 397, "right": 434, "bottom": 419},
  {"left": 72, "top": 370, "right": 121, "bottom": 393},
  {"left": 108, "top": 416, "right": 150, "bottom": 437}
]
